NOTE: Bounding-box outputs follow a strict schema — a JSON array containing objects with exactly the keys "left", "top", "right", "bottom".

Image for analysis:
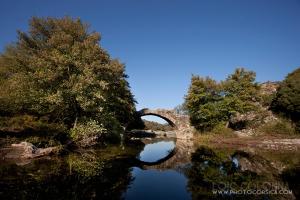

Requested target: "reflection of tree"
[
  {"left": 282, "top": 164, "right": 300, "bottom": 199},
  {"left": 68, "top": 151, "right": 105, "bottom": 179},
  {"left": 64, "top": 152, "right": 134, "bottom": 200},
  {"left": 0, "top": 144, "right": 144, "bottom": 200},
  {"left": 186, "top": 146, "right": 294, "bottom": 200}
]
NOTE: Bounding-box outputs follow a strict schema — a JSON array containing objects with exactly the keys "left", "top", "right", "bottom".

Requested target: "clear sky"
[{"left": 1, "top": 0, "right": 300, "bottom": 111}]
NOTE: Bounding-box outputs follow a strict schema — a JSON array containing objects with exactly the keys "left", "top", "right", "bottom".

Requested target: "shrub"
[
  {"left": 257, "top": 119, "right": 296, "bottom": 135},
  {"left": 70, "top": 120, "right": 106, "bottom": 146},
  {"left": 261, "top": 93, "right": 276, "bottom": 107},
  {"left": 70, "top": 115, "right": 124, "bottom": 146},
  {"left": 99, "top": 115, "right": 123, "bottom": 143},
  {"left": 0, "top": 115, "right": 66, "bottom": 133},
  {"left": 25, "top": 136, "right": 60, "bottom": 148},
  {"left": 210, "top": 123, "right": 234, "bottom": 135}
]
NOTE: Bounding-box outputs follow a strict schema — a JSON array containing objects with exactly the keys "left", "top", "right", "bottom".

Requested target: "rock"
[
  {"left": 234, "top": 128, "right": 255, "bottom": 137},
  {"left": 229, "top": 110, "right": 278, "bottom": 131},
  {"left": 229, "top": 111, "right": 259, "bottom": 130},
  {"left": 3, "top": 142, "right": 58, "bottom": 160},
  {"left": 260, "top": 81, "right": 280, "bottom": 95}
]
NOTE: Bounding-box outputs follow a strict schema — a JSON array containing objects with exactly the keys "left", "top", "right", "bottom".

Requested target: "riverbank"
[{"left": 194, "top": 131, "right": 300, "bottom": 152}]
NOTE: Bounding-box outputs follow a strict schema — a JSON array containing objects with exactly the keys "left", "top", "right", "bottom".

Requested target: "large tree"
[
  {"left": 0, "top": 17, "right": 136, "bottom": 138},
  {"left": 185, "top": 68, "right": 260, "bottom": 131},
  {"left": 271, "top": 67, "right": 300, "bottom": 132},
  {"left": 185, "top": 76, "right": 224, "bottom": 131}
]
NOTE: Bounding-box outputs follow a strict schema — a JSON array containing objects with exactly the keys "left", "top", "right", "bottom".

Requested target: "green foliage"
[
  {"left": 70, "top": 119, "right": 106, "bottom": 143},
  {"left": 125, "top": 112, "right": 145, "bottom": 131},
  {"left": 271, "top": 67, "right": 300, "bottom": 132},
  {"left": 142, "top": 120, "right": 173, "bottom": 131},
  {"left": 0, "top": 115, "right": 66, "bottom": 133},
  {"left": 185, "top": 68, "right": 260, "bottom": 131},
  {"left": 0, "top": 17, "right": 136, "bottom": 144},
  {"left": 25, "top": 136, "right": 60, "bottom": 148},
  {"left": 185, "top": 76, "right": 223, "bottom": 130},
  {"left": 67, "top": 153, "right": 105, "bottom": 179},
  {"left": 222, "top": 68, "right": 260, "bottom": 103},
  {"left": 261, "top": 93, "right": 276, "bottom": 107},
  {"left": 209, "top": 123, "right": 233, "bottom": 135}
]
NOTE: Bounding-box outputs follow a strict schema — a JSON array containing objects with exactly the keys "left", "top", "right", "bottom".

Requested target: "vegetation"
[
  {"left": 142, "top": 120, "right": 173, "bottom": 131},
  {"left": 185, "top": 68, "right": 260, "bottom": 132},
  {"left": 0, "top": 17, "right": 136, "bottom": 146},
  {"left": 271, "top": 67, "right": 300, "bottom": 132},
  {"left": 257, "top": 119, "right": 296, "bottom": 135}
]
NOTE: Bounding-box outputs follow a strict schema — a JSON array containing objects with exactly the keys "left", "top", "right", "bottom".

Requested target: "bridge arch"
[
  {"left": 136, "top": 108, "right": 194, "bottom": 139},
  {"left": 138, "top": 108, "right": 178, "bottom": 128},
  {"left": 140, "top": 113, "right": 176, "bottom": 127}
]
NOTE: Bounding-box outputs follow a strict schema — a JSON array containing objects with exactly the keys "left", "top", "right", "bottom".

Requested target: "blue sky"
[{"left": 1, "top": 0, "right": 300, "bottom": 111}]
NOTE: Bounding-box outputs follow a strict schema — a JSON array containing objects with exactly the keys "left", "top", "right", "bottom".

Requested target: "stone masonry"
[{"left": 138, "top": 108, "right": 194, "bottom": 139}]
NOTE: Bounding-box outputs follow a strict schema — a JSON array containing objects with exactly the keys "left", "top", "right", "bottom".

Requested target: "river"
[{"left": 1, "top": 133, "right": 300, "bottom": 199}]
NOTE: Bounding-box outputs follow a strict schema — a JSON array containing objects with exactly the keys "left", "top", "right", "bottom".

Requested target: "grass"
[
  {"left": 257, "top": 118, "right": 297, "bottom": 136},
  {"left": 193, "top": 118, "right": 300, "bottom": 149},
  {"left": 193, "top": 124, "right": 237, "bottom": 145}
]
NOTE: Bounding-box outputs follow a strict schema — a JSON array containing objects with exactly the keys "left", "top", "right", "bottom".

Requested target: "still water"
[
  {"left": 1, "top": 135, "right": 300, "bottom": 200},
  {"left": 124, "top": 140, "right": 191, "bottom": 200}
]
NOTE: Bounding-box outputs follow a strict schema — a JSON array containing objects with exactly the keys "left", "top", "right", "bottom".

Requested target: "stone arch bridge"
[{"left": 137, "top": 108, "right": 193, "bottom": 139}]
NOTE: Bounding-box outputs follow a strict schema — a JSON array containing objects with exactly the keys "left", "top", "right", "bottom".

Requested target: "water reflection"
[
  {"left": 281, "top": 164, "right": 300, "bottom": 199},
  {"left": 1, "top": 136, "right": 300, "bottom": 200},
  {"left": 186, "top": 146, "right": 298, "bottom": 200},
  {"left": 123, "top": 139, "right": 191, "bottom": 199},
  {"left": 0, "top": 144, "right": 142, "bottom": 200},
  {"left": 138, "top": 140, "right": 175, "bottom": 162},
  {"left": 124, "top": 168, "right": 191, "bottom": 200}
]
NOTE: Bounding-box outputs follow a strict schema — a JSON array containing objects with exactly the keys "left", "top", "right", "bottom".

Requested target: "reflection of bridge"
[
  {"left": 133, "top": 148, "right": 177, "bottom": 168},
  {"left": 137, "top": 139, "right": 194, "bottom": 171},
  {"left": 137, "top": 108, "right": 194, "bottom": 139}
]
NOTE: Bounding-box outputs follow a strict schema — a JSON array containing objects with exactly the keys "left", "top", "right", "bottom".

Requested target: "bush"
[
  {"left": 142, "top": 120, "right": 173, "bottom": 131},
  {"left": 99, "top": 115, "right": 123, "bottom": 143},
  {"left": 70, "top": 120, "right": 106, "bottom": 146},
  {"left": 210, "top": 123, "right": 234, "bottom": 135},
  {"left": 25, "top": 136, "right": 60, "bottom": 148},
  {"left": 258, "top": 119, "right": 296, "bottom": 135},
  {"left": 70, "top": 115, "right": 123, "bottom": 147},
  {"left": 0, "top": 115, "right": 66, "bottom": 133},
  {"left": 261, "top": 93, "right": 276, "bottom": 107}
]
